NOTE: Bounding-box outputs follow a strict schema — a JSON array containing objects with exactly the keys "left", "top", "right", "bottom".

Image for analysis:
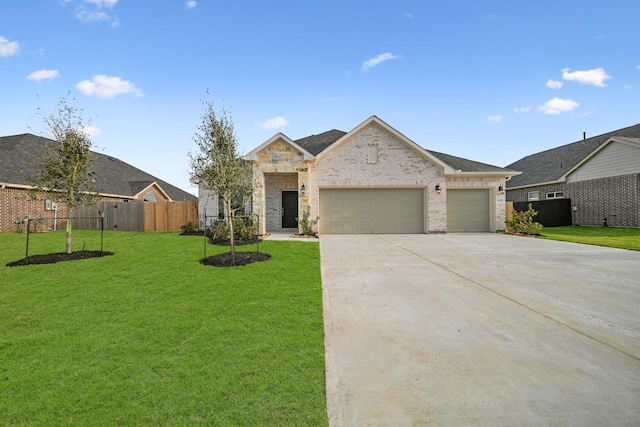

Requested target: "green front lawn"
[
  {"left": 541, "top": 226, "right": 640, "bottom": 251},
  {"left": 0, "top": 230, "right": 326, "bottom": 426}
]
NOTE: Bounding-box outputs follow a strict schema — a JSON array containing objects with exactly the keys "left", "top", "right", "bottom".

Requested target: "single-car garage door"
[
  {"left": 319, "top": 188, "right": 424, "bottom": 234},
  {"left": 447, "top": 189, "right": 490, "bottom": 232}
]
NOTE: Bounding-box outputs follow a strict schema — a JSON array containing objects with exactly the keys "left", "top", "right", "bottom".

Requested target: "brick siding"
[{"left": 506, "top": 173, "right": 639, "bottom": 227}]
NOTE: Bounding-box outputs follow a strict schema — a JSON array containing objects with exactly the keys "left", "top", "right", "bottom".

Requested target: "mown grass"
[
  {"left": 0, "top": 230, "right": 326, "bottom": 426},
  {"left": 541, "top": 226, "right": 640, "bottom": 251}
]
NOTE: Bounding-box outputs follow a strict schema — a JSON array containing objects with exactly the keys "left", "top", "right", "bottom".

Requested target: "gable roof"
[
  {"left": 506, "top": 124, "right": 640, "bottom": 189},
  {"left": 0, "top": 133, "right": 197, "bottom": 201},
  {"left": 315, "top": 116, "right": 455, "bottom": 172},
  {"left": 244, "top": 132, "right": 315, "bottom": 161},
  {"left": 243, "top": 116, "right": 517, "bottom": 176}
]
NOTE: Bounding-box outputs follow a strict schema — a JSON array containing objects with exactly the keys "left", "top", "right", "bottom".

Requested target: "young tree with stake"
[
  {"left": 189, "top": 98, "right": 253, "bottom": 261},
  {"left": 31, "top": 95, "right": 99, "bottom": 254}
]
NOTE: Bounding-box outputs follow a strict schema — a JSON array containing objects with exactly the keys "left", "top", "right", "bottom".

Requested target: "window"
[
  {"left": 527, "top": 191, "right": 539, "bottom": 201},
  {"left": 546, "top": 191, "right": 564, "bottom": 199},
  {"left": 143, "top": 193, "right": 158, "bottom": 202},
  {"left": 367, "top": 144, "right": 379, "bottom": 164}
]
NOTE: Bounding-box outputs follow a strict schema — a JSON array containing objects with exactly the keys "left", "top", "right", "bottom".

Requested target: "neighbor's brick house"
[
  {"left": 199, "top": 116, "right": 519, "bottom": 234},
  {"left": 506, "top": 125, "right": 640, "bottom": 228},
  {"left": 0, "top": 133, "right": 197, "bottom": 233}
]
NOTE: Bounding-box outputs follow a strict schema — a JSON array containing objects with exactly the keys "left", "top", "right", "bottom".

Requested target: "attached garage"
[
  {"left": 319, "top": 188, "right": 425, "bottom": 234},
  {"left": 447, "top": 189, "right": 491, "bottom": 232}
]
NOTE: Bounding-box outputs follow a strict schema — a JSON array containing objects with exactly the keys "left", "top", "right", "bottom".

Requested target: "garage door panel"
[
  {"left": 320, "top": 189, "right": 424, "bottom": 234},
  {"left": 447, "top": 189, "right": 490, "bottom": 232}
]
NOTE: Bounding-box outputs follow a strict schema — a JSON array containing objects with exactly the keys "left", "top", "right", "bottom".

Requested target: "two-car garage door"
[
  {"left": 319, "top": 188, "right": 491, "bottom": 234},
  {"left": 319, "top": 188, "right": 424, "bottom": 234}
]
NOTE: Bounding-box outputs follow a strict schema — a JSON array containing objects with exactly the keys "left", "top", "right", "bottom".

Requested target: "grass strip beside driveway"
[
  {"left": 0, "top": 230, "right": 326, "bottom": 426},
  {"left": 541, "top": 226, "right": 640, "bottom": 251}
]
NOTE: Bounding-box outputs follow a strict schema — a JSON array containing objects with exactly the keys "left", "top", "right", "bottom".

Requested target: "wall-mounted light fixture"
[
  {"left": 300, "top": 183, "right": 306, "bottom": 192},
  {"left": 435, "top": 184, "right": 441, "bottom": 194},
  {"left": 498, "top": 184, "right": 504, "bottom": 193}
]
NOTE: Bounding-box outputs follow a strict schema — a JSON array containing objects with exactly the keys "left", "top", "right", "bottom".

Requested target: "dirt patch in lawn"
[
  {"left": 6, "top": 251, "right": 114, "bottom": 267},
  {"left": 200, "top": 251, "right": 271, "bottom": 267}
]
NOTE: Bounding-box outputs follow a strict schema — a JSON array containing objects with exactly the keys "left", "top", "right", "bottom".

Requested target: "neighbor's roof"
[
  {"left": 0, "top": 133, "right": 197, "bottom": 201},
  {"left": 506, "top": 123, "right": 640, "bottom": 189}
]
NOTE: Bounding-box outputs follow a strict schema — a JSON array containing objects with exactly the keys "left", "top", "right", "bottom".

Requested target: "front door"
[{"left": 282, "top": 191, "right": 298, "bottom": 228}]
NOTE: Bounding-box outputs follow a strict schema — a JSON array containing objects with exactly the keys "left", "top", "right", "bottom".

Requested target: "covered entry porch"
[{"left": 259, "top": 172, "right": 305, "bottom": 233}]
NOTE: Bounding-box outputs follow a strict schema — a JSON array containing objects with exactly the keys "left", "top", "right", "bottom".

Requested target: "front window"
[{"left": 527, "top": 191, "right": 539, "bottom": 201}]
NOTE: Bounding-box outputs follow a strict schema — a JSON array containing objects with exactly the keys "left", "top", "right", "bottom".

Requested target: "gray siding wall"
[{"left": 567, "top": 141, "right": 640, "bottom": 183}]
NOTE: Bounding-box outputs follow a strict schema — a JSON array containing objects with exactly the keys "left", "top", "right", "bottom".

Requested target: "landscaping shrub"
[
  {"left": 296, "top": 207, "right": 319, "bottom": 236},
  {"left": 506, "top": 203, "right": 543, "bottom": 235},
  {"left": 180, "top": 221, "right": 197, "bottom": 234}
]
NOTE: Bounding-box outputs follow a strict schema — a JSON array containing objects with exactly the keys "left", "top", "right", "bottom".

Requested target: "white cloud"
[
  {"left": 361, "top": 52, "right": 400, "bottom": 71},
  {"left": 257, "top": 116, "right": 289, "bottom": 130},
  {"left": 26, "top": 69, "right": 60, "bottom": 81},
  {"left": 83, "top": 0, "right": 118, "bottom": 7},
  {"left": 0, "top": 35, "right": 20, "bottom": 57},
  {"left": 186, "top": 1, "right": 197, "bottom": 8},
  {"left": 514, "top": 106, "right": 532, "bottom": 113},
  {"left": 546, "top": 79, "right": 564, "bottom": 89},
  {"left": 537, "top": 98, "right": 579, "bottom": 115},
  {"left": 76, "top": 9, "right": 110, "bottom": 22},
  {"left": 76, "top": 75, "right": 144, "bottom": 99},
  {"left": 624, "top": 84, "right": 632, "bottom": 89},
  {"left": 81, "top": 125, "right": 102, "bottom": 137},
  {"left": 561, "top": 67, "right": 611, "bottom": 87},
  {"left": 488, "top": 115, "right": 502, "bottom": 123}
]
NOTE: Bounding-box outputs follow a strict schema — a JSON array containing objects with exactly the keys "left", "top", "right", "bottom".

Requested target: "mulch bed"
[
  {"left": 6, "top": 251, "right": 114, "bottom": 267},
  {"left": 208, "top": 237, "right": 262, "bottom": 246},
  {"left": 200, "top": 251, "right": 271, "bottom": 267}
]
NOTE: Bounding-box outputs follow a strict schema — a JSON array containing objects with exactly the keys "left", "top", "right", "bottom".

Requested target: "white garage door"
[
  {"left": 319, "top": 188, "right": 425, "bottom": 234},
  {"left": 447, "top": 189, "right": 491, "bottom": 232}
]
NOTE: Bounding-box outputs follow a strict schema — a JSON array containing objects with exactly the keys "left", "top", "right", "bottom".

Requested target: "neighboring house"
[
  {"left": 506, "top": 124, "right": 640, "bottom": 228},
  {"left": 199, "top": 116, "right": 518, "bottom": 234},
  {"left": 0, "top": 133, "right": 197, "bottom": 232}
]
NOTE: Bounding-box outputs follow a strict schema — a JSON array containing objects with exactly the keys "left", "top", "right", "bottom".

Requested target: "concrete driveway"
[{"left": 320, "top": 234, "right": 640, "bottom": 426}]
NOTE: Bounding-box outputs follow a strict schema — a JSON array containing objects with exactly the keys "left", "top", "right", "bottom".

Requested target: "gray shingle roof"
[
  {"left": 506, "top": 124, "right": 640, "bottom": 188},
  {"left": 293, "top": 128, "right": 514, "bottom": 174},
  {"left": 0, "top": 133, "right": 196, "bottom": 201},
  {"left": 295, "top": 129, "right": 347, "bottom": 155},
  {"left": 427, "top": 150, "right": 516, "bottom": 173}
]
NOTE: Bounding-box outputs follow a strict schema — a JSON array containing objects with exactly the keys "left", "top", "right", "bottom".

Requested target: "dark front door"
[{"left": 282, "top": 191, "right": 298, "bottom": 228}]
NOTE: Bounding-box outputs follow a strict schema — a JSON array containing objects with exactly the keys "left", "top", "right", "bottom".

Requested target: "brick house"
[
  {"left": 199, "top": 116, "right": 518, "bottom": 234},
  {"left": 506, "top": 124, "right": 640, "bottom": 228},
  {"left": 0, "top": 133, "right": 197, "bottom": 233}
]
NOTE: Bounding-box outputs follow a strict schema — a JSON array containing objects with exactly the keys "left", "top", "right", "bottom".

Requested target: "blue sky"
[{"left": 2, "top": 0, "right": 639, "bottom": 196}]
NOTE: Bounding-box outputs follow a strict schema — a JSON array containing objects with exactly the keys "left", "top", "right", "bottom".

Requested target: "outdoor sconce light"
[
  {"left": 300, "top": 183, "right": 306, "bottom": 192},
  {"left": 498, "top": 184, "right": 504, "bottom": 193},
  {"left": 435, "top": 184, "right": 441, "bottom": 194}
]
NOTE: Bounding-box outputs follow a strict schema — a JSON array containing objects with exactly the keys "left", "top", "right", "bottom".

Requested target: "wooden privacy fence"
[{"left": 74, "top": 200, "right": 198, "bottom": 232}]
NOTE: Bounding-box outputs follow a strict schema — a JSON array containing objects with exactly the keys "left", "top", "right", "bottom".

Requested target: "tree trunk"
[
  {"left": 66, "top": 216, "right": 72, "bottom": 254},
  {"left": 226, "top": 199, "right": 235, "bottom": 264}
]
